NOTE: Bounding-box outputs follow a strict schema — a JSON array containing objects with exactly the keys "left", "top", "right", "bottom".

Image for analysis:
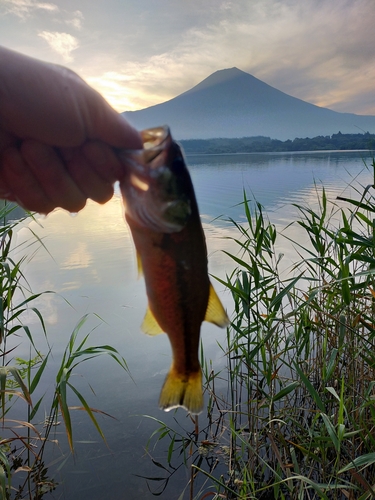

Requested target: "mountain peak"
[
  {"left": 124, "top": 68, "right": 375, "bottom": 140},
  {"left": 186, "top": 67, "right": 251, "bottom": 93},
  {"left": 209, "top": 67, "right": 247, "bottom": 78}
]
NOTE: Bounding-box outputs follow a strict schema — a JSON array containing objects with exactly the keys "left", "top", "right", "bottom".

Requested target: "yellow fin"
[
  {"left": 159, "top": 368, "right": 203, "bottom": 414},
  {"left": 141, "top": 306, "right": 164, "bottom": 336},
  {"left": 137, "top": 251, "right": 143, "bottom": 278},
  {"left": 204, "top": 283, "right": 230, "bottom": 327}
]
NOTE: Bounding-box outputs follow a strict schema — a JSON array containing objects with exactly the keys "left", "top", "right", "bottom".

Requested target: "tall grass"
[
  {"left": 0, "top": 203, "right": 130, "bottom": 499},
  {"left": 146, "top": 160, "right": 375, "bottom": 499}
]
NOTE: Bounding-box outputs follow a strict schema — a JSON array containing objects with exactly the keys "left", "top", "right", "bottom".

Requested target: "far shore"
[
  {"left": 180, "top": 131, "right": 375, "bottom": 155},
  {"left": 185, "top": 148, "right": 371, "bottom": 156}
]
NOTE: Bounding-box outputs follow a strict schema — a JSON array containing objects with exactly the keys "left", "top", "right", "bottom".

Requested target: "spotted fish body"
[{"left": 119, "top": 127, "right": 229, "bottom": 414}]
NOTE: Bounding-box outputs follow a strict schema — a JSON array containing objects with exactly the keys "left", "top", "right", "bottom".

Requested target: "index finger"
[{"left": 84, "top": 95, "right": 142, "bottom": 149}]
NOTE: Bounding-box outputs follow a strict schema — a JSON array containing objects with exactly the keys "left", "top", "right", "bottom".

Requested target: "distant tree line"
[{"left": 180, "top": 131, "right": 375, "bottom": 154}]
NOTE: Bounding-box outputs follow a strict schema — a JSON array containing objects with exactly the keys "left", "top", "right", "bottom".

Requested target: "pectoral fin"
[
  {"left": 204, "top": 283, "right": 230, "bottom": 327},
  {"left": 136, "top": 251, "right": 143, "bottom": 278},
  {"left": 141, "top": 305, "right": 164, "bottom": 336}
]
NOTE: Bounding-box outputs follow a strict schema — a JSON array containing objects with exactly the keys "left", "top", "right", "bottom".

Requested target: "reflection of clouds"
[
  {"left": 60, "top": 281, "right": 83, "bottom": 292},
  {"left": 17, "top": 283, "right": 58, "bottom": 329},
  {"left": 9, "top": 199, "right": 136, "bottom": 343},
  {"left": 203, "top": 221, "right": 239, "bottom": 276},
  {"left": 35, "top": 290, "right": 59, "bottom": 326},
  {"left": 14, "top": 198, "right": 134, "bottom": 287},
  {"left": 62, "top": 241, "right": 92, "bottom": 270}
]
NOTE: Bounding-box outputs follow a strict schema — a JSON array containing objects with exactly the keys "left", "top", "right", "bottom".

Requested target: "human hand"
[{"left": 0, "top": 46, "right": 142, "bottom": 214}]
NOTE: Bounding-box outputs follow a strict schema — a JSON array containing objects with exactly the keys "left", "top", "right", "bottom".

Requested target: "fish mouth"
[
  {"left": 141, "top": 126, "right": 169, "bottom": 161},
  {"left": 118, "top": 126, "right": 192, "bottom": 233},
  {"left": 117, "top": 125, "right": 170, "bottom": 170}
]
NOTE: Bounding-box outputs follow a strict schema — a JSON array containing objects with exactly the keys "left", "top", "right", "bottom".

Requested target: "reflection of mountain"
[{"left": 124, "top": 68, "right": 375, "bottom": 141}]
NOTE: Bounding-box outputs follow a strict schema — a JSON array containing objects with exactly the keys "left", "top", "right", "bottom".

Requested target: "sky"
[{"left": 1, "top": 0, "right": 375, "bottom": 115}]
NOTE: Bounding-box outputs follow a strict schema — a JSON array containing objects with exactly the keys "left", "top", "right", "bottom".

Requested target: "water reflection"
[
  {"left": 8, "top": 150, "right": 375, "bottom": 499},
  {"left": 189, "top": 150, "right": 372, "bottom": 224}
]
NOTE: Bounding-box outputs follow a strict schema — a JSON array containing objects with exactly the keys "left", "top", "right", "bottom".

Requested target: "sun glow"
[{"left": 87, "top": 73, "right": 154, "bottom": 112}]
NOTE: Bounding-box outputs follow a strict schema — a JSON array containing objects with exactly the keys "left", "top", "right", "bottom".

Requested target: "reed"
[{"left": 146, "top": 159, "right": 375, "bottom": 499}]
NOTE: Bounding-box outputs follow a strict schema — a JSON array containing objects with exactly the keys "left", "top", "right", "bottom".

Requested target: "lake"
[{"left": 7, "top": 150, "right": 374, "bottom": 499}]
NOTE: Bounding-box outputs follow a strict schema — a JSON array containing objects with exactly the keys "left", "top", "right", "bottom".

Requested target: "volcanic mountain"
[{"left": 123, "top": 68, "right": 375, "bottom": 141}]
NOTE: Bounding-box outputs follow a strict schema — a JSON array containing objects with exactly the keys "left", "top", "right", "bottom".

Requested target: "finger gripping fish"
[{"left": 119, "top": 126, "right": 229, "bottom": 414}]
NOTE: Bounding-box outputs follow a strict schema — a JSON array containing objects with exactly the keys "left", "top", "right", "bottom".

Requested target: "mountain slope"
[{"left": 123, "top": 68, "right": 375, "bottom": 140}]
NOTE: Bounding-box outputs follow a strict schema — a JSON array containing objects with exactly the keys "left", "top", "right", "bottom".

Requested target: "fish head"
[{"left": 119, "top": 126, "right": 192, "bottom": 233}]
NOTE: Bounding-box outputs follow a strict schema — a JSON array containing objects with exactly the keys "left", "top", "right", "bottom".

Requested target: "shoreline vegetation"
[
  {"left": 146, "top": 158, "right": 375, "bottom": 499},
  {"left": 181, "top": 131, "right": 375, "bottom": 155}
]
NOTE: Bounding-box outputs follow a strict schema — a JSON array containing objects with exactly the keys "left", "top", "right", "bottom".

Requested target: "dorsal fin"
[
  {"left": 141, "top": 305, "right": 165, "bottom": 335},
  {"left": 204, "top": 283, "right": 230, "bottom": 327}
]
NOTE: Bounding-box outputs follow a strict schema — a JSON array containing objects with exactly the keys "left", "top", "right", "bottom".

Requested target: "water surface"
[{"left": 9, "top": 150, "right": 374, "bottom": 499}]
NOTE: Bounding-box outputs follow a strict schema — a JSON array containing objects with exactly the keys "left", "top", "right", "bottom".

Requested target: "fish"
[{"left": 119, "top": 126, "right": 229, "bottom": 414}]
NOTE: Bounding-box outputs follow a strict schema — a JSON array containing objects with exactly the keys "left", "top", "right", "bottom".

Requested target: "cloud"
[
  {"left": 87, "top": 72, "right": 140, "bottom": 112},
  {"left": 86, "top": 58, "right": 196, "bottom": 112},
  {"left": 4, "top": 0, "right": 372, "bottom": 115},
  {"left": 38, "top": 31, "right": 79, "bottom": 62},
  {"left": 240, "top": 0, "right": 375, "bottom": 113},
  {"left": 84, "top": 0, "right": 375, "bottom": 115},
  {"left": 2, "top": 0, "right": 58, "bottom": 19},
  {"left": 65, "top": 10, "right": 83, "bottom": 30}
]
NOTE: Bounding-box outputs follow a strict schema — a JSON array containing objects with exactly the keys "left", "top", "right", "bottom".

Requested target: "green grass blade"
[{"left": 294, "top": 363, "right": 326, "bottom": 413}]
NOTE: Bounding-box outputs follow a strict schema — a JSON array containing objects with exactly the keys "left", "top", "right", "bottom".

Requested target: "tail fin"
[{"left": 159, "top": 368, "right": 203, "bottom": 414}]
